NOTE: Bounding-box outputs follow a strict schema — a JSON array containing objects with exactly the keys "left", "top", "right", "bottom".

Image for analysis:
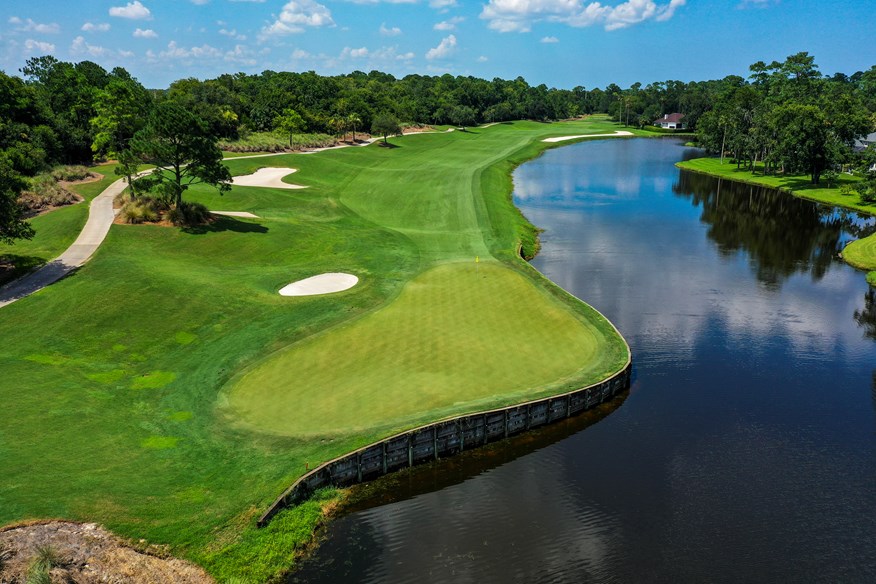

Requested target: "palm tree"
[{"left": 347, "top": 113, "right": 362, "bottom": 143}]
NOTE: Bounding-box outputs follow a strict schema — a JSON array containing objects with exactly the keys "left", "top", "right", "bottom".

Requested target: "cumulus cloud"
[
  {"left": 133, "top": 28, "right": 158, "bottom": 38},
  {"left": 481, "top": 0, "right": 686, "bottom": 33},
  {"left": 109, "top": 1, "right": 152, "bottom": 20},
  {"left": 429, "top": 0, "right": 458, "bottom": 8},
  {"left": 24, "top": 39, "right": 55, "bottom": 53},
  {"left": 225, "top": 44, "right": 258, "bottom": 65},
  {"left": 434, "top": 16, "right": 464, "bottom": 30},
  {"left": 158, "top": 40, "right": 223, "bottom": 59},
  {"left": 425, "top": 34, "right": 456, "bottom": 60},
  {"left": 379, "top": 23, "right": 402, "bottom": 36},
  {"left": 9, "top": 17, "right": 60, "bottom": 34},
  {"left": 541, "top": 35, "right": 559, "bottom": 42},
  {"left": 260, "top": 0, "right": 334, "bottom": 37},
  {"left": 191, "top": 0, "right": 211, "bottom": 4},
  {"left": 477, "top": 55, "right": 488, "bottom": 62},
  {"left": 219, "top": 28, "right": 247, "bottom": 40},
  {"left": 81, "top": 22, "right": 111, "bottom": 32},
  {"left": 71, "top": 35, "right": 110, "bottom": 57},
  {"left": 341, "top": 46, "right": 369, "bottom": 58}
]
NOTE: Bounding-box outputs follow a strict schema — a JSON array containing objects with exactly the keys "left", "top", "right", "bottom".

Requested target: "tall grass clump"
[
  {"left": 18, "top": 173, "right": 78, "bottom": 212},
  {"left": 50, "top": 165, "right": 93, "bottom": 182},
  {"left": 167, "top": 201, "right": 211, "bottom": 226},
  {"left": 118, "top": 194, "right": 162, "bottom": 224}
]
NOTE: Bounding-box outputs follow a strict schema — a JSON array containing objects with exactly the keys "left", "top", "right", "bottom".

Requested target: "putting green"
[{"left": 226, "top": 261, "right": 622, "bottom": 437}]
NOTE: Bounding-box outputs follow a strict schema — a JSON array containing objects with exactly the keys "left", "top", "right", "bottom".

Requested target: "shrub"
[
  {"left": 18, "top": 173, "right": 78, "bottom": 212},
  {"left": 50, "top": 165, "right": 93, "bottom": 182},
  {"left": 119, "top": 197, "right": 161, "bottom": 224},
  {"left": 169, "top": 201, "right": 212, "bottom": 226}
]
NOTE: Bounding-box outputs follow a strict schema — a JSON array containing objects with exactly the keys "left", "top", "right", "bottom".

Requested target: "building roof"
[
  {"left": 853, "top": 132, "right": 876, "bottom": 151},
  {"left": 655, "top": 113, "right": 685, "bottom": 124}
]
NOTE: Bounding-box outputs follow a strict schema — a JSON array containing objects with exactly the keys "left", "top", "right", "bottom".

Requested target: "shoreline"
[{"left": 677, "top": 158, "right": 876, "bottom": 286}]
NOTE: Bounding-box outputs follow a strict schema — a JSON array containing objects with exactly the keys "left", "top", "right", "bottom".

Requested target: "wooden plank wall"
[{"left": 257, "top": 362, "right": 632, "bottom": 527}]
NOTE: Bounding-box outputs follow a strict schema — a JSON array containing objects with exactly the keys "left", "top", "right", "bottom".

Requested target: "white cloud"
[
  {"left": 345, "top": 0, "right": 417, "bottom": 4},
  {"left": 260, "top": 0, "right": 334, "bottom": 37},
  {"left": 541, "top": 35, "right": 559, "bottom": 42},
  {"left": 225, "top": 44, "right": 258, "bottom": 65},
  {"left": 371, "top": 46, "right": 415, "bottom": 61},
  {"left": 159, "top": 40, "right": 222, "bottom": 59},
  {"left": 434, "top": 16, "right": 464, "bottom": 30},
  {"left": 71, "top": 35, "right": 109, "bottom": 57},
  {"left": 477, "top": 55, "right": 488, "bottom": 62},
  {"left": 425, "top": 34, "right": 456, "bottom": 60},
  {"left": 191, "top": 0, "right": 211, "bottom": 4},
  {"left": 379, "top": 23, "right": 402, "bottom": 36},
  {"left": 219, "top": 28, "right": 247, "bottom": 40},
  {"left": 480, "top": 0, "right": 686, "bottom": 33},
  {"left": 24, "top": 39, "right": 55, "bottom": 53},
  {"left": 429, "top": 0, "right": 458, "bottom": 7},
  {"left": 81, "top": 22, "right": 111, "bottom": 32},
  {"left": 291, "top": 48, "right": 311, "bottom": 59},
  {"left": 342, "top": 46, "right": 369, "bottom": 58},
  {"left": 9, "top": 17, "right": 60, "bottom": 34},
  {"left": 109, "top": 1, "right": 152, "bottom": 20},
  {"left": 133, "top": 28, "right": 158, "bottom": 38}
]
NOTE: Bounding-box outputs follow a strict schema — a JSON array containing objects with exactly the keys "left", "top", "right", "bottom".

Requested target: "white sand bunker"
[
  {"left": 279, "top": 273, "right": 359, "bottom": 296},
  {"left": 542, "top": 130, "right": 634, "bottom": 143},
  {"left": 232, "top": 167, "right": 307, "bottom": 189}
]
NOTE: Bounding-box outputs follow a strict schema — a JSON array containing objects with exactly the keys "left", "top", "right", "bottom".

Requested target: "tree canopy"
[{"left": 127, "top": 102, "right": 231, "bottom": 207}]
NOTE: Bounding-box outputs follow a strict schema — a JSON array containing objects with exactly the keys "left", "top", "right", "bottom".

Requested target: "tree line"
[{"left": 1, "top": 53, "right": 875, "bottom": 242}]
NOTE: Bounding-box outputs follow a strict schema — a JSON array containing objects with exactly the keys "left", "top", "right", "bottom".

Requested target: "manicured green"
[
  {"left": 678, "top": 157, "right": 876, "bottom": 286},
  {"left": 228, "top": 262, "right": 625, "bottom": 438},
  {"left": 0, "top": 118, "right": 629, "bottom": 582}
]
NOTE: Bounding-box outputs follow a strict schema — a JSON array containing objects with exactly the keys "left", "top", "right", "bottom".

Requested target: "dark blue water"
[{"left": 291, "top": 138, "right": 876, "bottom": 583}]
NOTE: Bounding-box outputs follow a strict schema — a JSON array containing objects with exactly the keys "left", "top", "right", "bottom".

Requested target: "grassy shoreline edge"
[{"left": 676, "top": 157, "right": 876, "bottom": 286}]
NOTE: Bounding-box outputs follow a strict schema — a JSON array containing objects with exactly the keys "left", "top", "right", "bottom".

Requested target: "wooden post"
[
  {"left": 433, "top": 427, "right": 438, "bottom": 460},
  {"left": 356, "top": 452, "right": 362, "bottom": 483},
  {"left": 382, "top": 442, "right": 388, "bottom": 475}
]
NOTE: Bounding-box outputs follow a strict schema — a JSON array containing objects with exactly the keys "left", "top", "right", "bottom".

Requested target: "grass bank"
[
  {"left": 678, "top": 157, "right": 876, "bottom": 286},
  {"left": 0, "top": 117, "right": 631, "bottom": 582}
]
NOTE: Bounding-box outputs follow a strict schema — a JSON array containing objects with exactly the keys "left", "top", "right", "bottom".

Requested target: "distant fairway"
[{"left": 228, "top": 261, "right": 625, "bottom": 437}]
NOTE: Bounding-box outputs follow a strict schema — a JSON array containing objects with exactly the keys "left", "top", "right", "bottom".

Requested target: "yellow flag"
[{"left": 476, "top": 256, "right": 479, "bottom": 263}]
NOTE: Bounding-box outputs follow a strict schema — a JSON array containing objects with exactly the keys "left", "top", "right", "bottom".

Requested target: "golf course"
[{"left": 0, "top": 118, "right": 632, "bottom": 581}]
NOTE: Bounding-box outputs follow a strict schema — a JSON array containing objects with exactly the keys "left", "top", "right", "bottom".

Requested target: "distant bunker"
[{"left": 279, "top": 273, "right": 359, "bottom": 296}]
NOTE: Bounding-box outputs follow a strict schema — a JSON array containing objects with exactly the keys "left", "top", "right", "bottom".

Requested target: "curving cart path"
[{"left": 0, "top": 177, "right": 126, "bottom": 309}]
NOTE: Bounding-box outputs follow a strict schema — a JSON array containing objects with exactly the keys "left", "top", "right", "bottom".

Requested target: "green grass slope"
[{"left": 0, "top": 118, "right": 630, "bottom": 582}]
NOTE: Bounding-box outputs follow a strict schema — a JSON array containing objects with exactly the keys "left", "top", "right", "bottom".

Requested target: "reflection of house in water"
[{"left": 654, "top": 113, "right": 686, "bottom": 129}]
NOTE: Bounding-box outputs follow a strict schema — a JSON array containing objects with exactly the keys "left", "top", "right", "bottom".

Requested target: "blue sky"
[{"left": 0, "top": 0, "right": 872, "bottom": 89}]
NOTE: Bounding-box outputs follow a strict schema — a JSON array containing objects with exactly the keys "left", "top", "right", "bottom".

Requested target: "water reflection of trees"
[
  {"left": 854, "top": 288, "right": 876, "bottom": 340},
  {"left": 674, "top": 171, "right": 865, "bottom": 287}
]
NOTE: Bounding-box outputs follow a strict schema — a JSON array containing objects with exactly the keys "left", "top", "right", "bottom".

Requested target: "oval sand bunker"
[{"left": 279, "top": 273, "right": 359, "bottom": 296}]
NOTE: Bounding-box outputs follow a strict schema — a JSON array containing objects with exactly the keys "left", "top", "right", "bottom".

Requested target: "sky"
[{"left": 0, "top": 0, "right": 872, "bottom": 90}]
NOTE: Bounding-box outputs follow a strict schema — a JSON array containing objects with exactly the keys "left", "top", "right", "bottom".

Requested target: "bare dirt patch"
[{"left": 0, "top": 521, "right": 213, "bottom": 584}]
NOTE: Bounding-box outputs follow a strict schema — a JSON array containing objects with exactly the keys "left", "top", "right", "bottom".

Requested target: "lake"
[{"left": 290, "top": 137, "right": 876, "bottom": 583}]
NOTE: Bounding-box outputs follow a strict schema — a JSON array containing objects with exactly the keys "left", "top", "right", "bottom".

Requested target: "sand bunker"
[
  {"left": 279, "top": 273, "right": 359, "bottom": 296},
  {"left": 211, "top": 211, "right": 260, "bottom": 218},
  {"left": 232, "top": 167, "right": 307, "bottom": 189},
  {"left": 542, "top": 130, "right": 634, "bottom": 143}
]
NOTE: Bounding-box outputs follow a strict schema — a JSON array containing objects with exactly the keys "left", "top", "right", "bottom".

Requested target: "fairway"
[
  {"left": 0, "top": 118, "right": 632, "bottom": 582},
  {"left": 227, "top": 261, "right": 623, "bottom": 437}
]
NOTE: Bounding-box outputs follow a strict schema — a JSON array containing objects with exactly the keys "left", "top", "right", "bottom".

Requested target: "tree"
[
  {"left": 347, "top": 113, "right": 362, "bottom": 142},
  {"left": 273, "top": 108, "right": 305, "bottom": 148},
  {"left": 449, "top": 105, "right": 477, "bottom": 131},
  {"left": 90, "top": 74, "right": 151, "bottom": 159},
  {"left": 0, "top": 156, "right": 34, "bottom": 245},
  {"left": 126, "top": 102, "right": 231, "bottom": 207},
  {"left": 371, "top": 113, "right": 401, "bottom": 145}
]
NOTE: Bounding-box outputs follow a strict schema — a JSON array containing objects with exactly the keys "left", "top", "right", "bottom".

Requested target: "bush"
[
  {"left": 18, "top": 173, "right": 78, "bottom": 212},
  {"left": 50, "top": 165, "right": 93, "bottom": 182},
  {"left": 119, "top": 197, "right": 161, "bottom": 224},
  {"left": 168, "top": 201, "right": 211, "bottom": 226}
]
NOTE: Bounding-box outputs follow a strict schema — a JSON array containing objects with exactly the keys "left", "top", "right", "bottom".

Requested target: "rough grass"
[
  {"left": 0, "top": 117, "right": 631, "bottom": 582},
  {"left": 677, "top": 157, "right": 876, "bottom": 285}
]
